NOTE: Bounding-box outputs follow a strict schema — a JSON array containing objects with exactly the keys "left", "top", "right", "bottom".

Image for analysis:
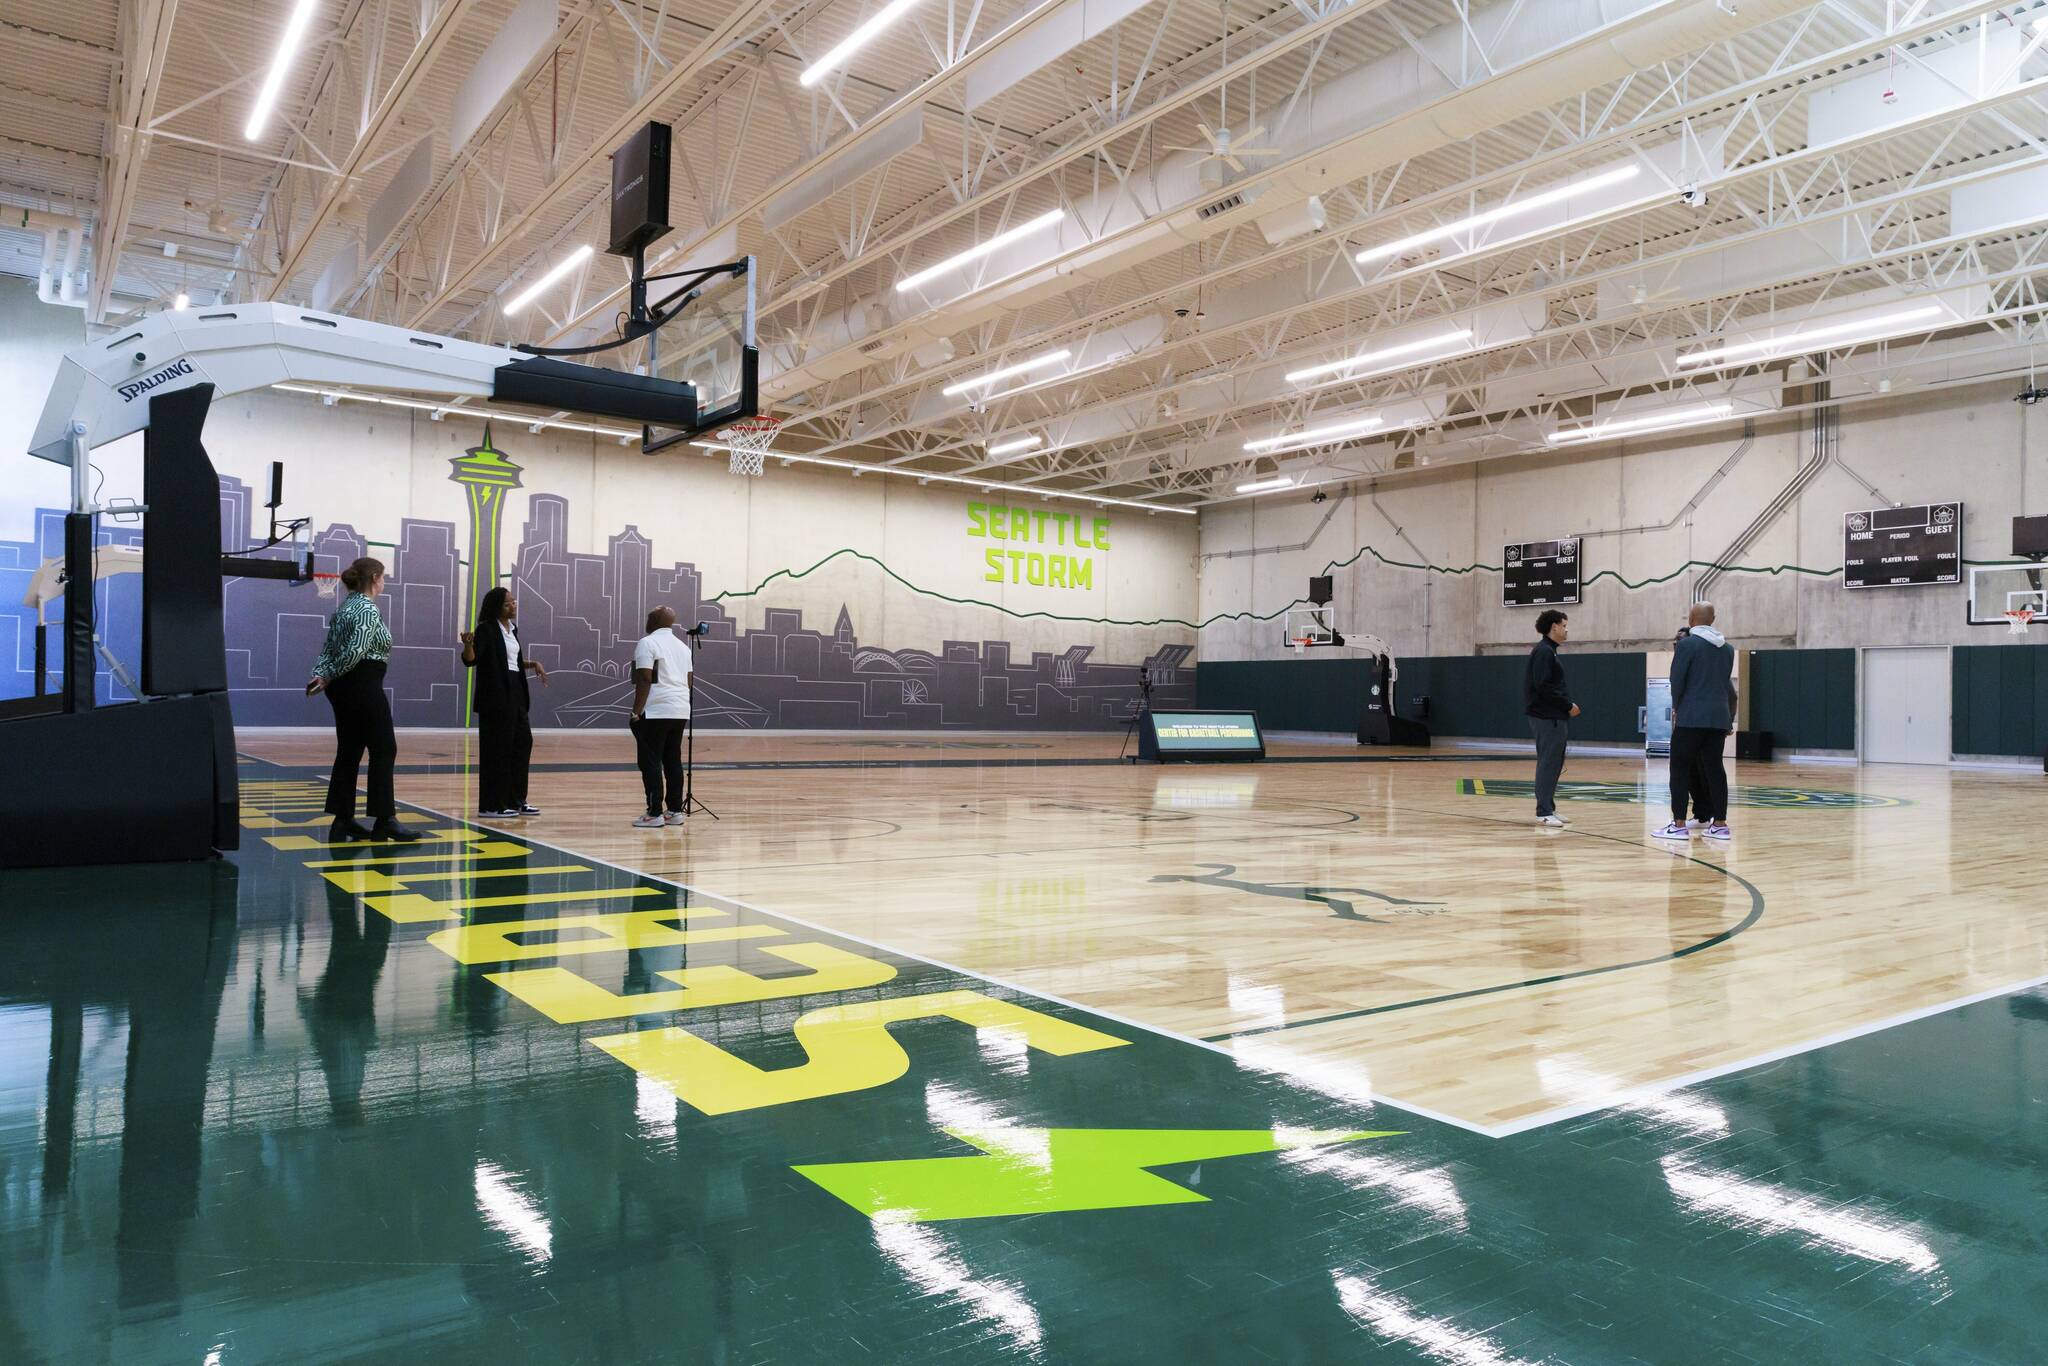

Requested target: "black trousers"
[
  {"left": 477, "top": 683, "right": 532, "bottom": 812},
  {"left": 632, "top": 717, "right": 686, "bottom": 815},
  {"left": 324, "top": 661, "right": 396, "bottom": 822},
  {"left": 1669, "top": 726, "right": 1729, "bottom": 823}
]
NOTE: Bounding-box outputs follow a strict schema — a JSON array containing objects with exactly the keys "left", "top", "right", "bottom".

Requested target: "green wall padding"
[
  {"left": 1197, "top": 651, "right": 1646, "bottom": 742},
  {"left": 1196, "top": 658, "right": 1378, "bottom": 733},
  {"left": 1748, "top": 649, "right": 1857, "bottom": 750},
  {"left": 1952, "top": 643, "right": 2048, "bottom": 758}
]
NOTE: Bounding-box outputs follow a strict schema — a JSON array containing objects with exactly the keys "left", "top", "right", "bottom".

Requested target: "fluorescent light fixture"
[
  {"left": 503, "top": 243, "right": 595, "bottom": 316},
  {"left": 1285, "top": 329, "right": 1474, "bottom": 384},
  {"left": 173, "top": 291, "right": 189, "bottom": 311},
  {"left": 1244, "top": 415, "right": 1383, "bottom": 453},
  {"left": 941, "top": 348, "right": 1071, "bottom": 396},
  {"left": 1675, "top": 304, "right": 1946, "bottom": 369},
  {"left": 273, "top": 383, "right": 641, "bottom": 439},
  {"left": 245, "top": 0, "right": 323, "bottom": 140},
  {"left": 276, "top": 381, "right": 1194, "bottom": 515},
  {"left": 688, "top": 436, "right": 1190, "bottom": 514},
  {"left": 896, "top": 209, "right": 1064, "bottom": 294},
  {"left": 1235, "top": 476, "right": 1296, "bottom": 493},
  {"left": 1547, "top": 401, "right": 1734, "bottom": 446},
  {"left": 1355, "top": 164, "right": 1642, "bottom": 265},
  {"left": 986, "top": 435, "right": 1042, "bottom": 456},
  {"left": 799, "top": 0, "right": 921, "bottom": 89}
]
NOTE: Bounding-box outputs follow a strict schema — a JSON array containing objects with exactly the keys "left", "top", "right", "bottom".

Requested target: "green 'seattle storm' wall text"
[{"left": 968, "top": 501, "right": 1110, "bottom": 590}]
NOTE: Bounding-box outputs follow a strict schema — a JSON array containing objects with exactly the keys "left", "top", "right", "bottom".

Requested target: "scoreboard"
[
  {"left": 1502, "top": 539, "right": 1581, "bottom": 607},
  {"left": 1843, "top": 502, "right": 1962, "bottom": 589}
]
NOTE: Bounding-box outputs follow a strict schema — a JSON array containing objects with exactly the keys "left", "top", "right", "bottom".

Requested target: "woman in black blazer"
[{"left": 460, "top": 586, "right": 548, "bottom": 818}]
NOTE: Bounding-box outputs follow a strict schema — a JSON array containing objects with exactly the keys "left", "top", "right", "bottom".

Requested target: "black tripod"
[
  {"left": 680, "top": 672, "right": 719, "bottom": 820},
  {"left": 1119, "top": 666, "right": 1156, "bottom": 761}
]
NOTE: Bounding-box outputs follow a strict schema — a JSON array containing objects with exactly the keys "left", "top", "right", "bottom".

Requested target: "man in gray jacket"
[{"left": 1656, "top": 602, "right": 1735, "bottom": 841}]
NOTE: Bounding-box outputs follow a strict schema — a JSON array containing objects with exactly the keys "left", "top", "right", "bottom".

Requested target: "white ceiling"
[{"left": 9, "top": 0, "right": 2048, "bottom": 512}]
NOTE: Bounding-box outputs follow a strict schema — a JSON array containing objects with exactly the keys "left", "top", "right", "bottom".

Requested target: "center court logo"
[{"left": 1457, "top": 778, "right": 1908, "bottom": 809}]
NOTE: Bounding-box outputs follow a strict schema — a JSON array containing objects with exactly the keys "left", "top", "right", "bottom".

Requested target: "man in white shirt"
[{"left": 628, "top": 606, "right": 694, "bottom": 828}]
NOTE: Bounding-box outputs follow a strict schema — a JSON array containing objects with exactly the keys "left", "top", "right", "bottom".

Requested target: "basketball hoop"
[
  {"left": 718, "top": 416, "right": 779, "bottom": 477},
  {"left": 2006, "top": 608, "right": 2035, "bottom": 635},
  {"left": 313, "top": 571, "right": 339, "bottom": 601},
  {"left": 1292, "top": 636, "right": 1314, "bottom": 654}
]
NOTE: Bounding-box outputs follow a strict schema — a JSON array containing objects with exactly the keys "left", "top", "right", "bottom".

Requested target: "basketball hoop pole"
[{"left": 1118, "top": 665, "right": 1156, "bottom": 761}]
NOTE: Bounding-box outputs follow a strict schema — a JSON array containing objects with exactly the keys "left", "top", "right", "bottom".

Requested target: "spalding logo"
[{"left": 116, "top": 358, "right": 195, "bottom": 403}]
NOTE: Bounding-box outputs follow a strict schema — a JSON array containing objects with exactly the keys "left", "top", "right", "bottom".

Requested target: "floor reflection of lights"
[
  {"left": 923, "top": 1080, "right": 1052, "bottom": 1170},
  {"left": 1332, "top": 1272, "right": 1536, "bottom": 1366},
  {"left": 473, "top": 1160, "right": 553, "bottom": 1266},
  {"left": 1282, "top": 1145, "right": 1469, "bottom": 1230},
  {"left": 873, "top": 1221, "right": 1044, "bottom": 1356},
  {"left": 1536, "top": 1057, "right": 1731, "bottom": 1137},
  {"left": 1660, "top": 1157, "right": 1943, "bottom": 1279}
]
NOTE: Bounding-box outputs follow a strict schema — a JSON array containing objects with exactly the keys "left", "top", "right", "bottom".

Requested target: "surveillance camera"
[
  {"left": 1173, "top": 307, "right": 1190, "bottom": 319},
  {"left": 1678, "top": 185, "right": 1709, "bottom": 209}
]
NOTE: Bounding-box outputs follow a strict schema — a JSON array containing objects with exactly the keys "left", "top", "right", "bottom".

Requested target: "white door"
[{"left": 1861, "top": 647, "right": 1951, "bottom": 764}]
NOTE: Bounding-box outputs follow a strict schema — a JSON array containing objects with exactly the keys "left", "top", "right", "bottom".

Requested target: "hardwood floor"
[{"left": 238, "top": 728, "right": 2048, "bottom": 1132}]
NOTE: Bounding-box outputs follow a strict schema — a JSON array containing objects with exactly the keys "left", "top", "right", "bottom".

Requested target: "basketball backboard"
[
  {"left": 644, "top": 256, "right": 758, "bottom": 453},
  {"left": 1966, "top": 562, "right": 2046, "bottom": 625}
]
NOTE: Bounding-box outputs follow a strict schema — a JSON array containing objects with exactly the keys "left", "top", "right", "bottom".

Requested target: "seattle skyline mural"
[{"left": 0, "top": 467, "right": 1192, "bottom": 731}]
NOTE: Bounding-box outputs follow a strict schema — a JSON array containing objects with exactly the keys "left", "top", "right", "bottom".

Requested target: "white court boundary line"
[
  {"left": 1477, "top": 971, "right": 2048, "bottom": 1138},
  {"left": 280, "top": 774, "right": 2048, "bottom": 1142},
  {"left": 365, "top": 792, "right": 1502, "bottom": 1136}
]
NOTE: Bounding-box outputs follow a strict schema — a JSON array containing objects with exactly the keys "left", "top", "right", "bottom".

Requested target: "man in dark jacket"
[
  {"left": 1656, "top": 601, "right": 1735, "bottom": 842},
  {"left": 1524, "top": 609, "right": 1579, "bottom": 827}
]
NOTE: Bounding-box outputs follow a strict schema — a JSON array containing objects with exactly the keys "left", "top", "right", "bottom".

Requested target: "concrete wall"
[{"left": 1198, "top": 378, "right": 2048, "bottom": 660}]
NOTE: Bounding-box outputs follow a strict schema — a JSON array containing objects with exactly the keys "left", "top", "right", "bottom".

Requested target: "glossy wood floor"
[{"left": 238, "top": 728, "right": 2048, "bottom": 1133}]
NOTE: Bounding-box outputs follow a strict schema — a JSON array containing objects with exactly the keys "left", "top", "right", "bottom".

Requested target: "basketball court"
[{"left": 5, "top": 1, "right": 2048, "bottom": 1361}]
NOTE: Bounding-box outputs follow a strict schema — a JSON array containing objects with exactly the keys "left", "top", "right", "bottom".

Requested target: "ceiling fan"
[
  {"left": 1167, "top": 121, "right": 1284, "bottom": 175},
  {"left": 1165, "top": 3, "right": 1282, "bottom": 179}
]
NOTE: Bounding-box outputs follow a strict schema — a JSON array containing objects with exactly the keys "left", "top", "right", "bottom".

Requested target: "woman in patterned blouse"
[{"left": 307, "top": 557, "right": 422, "bottom": 843}]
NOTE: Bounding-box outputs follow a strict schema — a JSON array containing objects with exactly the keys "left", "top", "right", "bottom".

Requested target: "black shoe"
[
  {"left": 369, "top": 821, "right": 425, "bottom": 843},
  {"left": 327, "top": 818, "right": 373, "bottom": 843}
]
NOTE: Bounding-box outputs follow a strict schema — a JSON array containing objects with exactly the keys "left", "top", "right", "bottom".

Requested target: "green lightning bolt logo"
[{"left": 796, "top": 1126, "right": 1399, "bottom": 1222}]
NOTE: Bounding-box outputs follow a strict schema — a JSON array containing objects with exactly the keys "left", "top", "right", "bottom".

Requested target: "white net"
[
  {"left": 2007, "top": 608, "right": 2035, "bottom": 636},
  {"left": 719, "top": 417, "right": 779, "bottom": 477}
]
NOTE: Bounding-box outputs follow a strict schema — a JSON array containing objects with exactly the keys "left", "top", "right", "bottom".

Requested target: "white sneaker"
[
  {"left": 664, "top": 811, "right": 686, "bottom": 826},
  {"left": 1653, "top": 822, "right": 1691, "bottom": 840},
  {"left": 518, "top": 804, "right": 541, "bottom": 817},
  {"left": 1705, "top": 823, "right": 1732, "bottom": 840},
  {"left": 632, "top": 813, "right": 665, "bottom": 829},
  {"left": 1536, "top": 814, "right": 1567, "bottom": 828},
  {"left": 478, "top": 808, "right": 516, "bottom": 819}
]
